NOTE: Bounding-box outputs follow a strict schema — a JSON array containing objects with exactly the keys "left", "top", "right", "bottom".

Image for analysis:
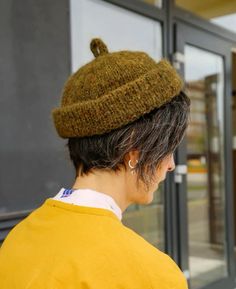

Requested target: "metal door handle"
[{"left": 174, "top": 165, "right": 187, "bottom": 183}]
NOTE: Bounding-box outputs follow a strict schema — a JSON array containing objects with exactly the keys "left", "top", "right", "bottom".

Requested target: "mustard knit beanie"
[{"left": 52, "top": 38, "right": 183, "bottom": 138}]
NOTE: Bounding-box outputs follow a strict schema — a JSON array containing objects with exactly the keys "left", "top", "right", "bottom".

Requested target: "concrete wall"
[{"left": 0, "top": 0, "right": 73, "bottom": 213}]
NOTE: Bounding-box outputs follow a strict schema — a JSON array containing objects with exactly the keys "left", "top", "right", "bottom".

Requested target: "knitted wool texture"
[{"left": 52, "top": 38, "right": 184, "bottom": 138}]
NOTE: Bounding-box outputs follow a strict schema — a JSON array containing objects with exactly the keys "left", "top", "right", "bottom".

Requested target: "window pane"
[
  {"left": 70, "top": 0, "right": 162, "bottom": 72},
  {"left": 123, "top": 185, "right": 165, "bottom": 251},
  {"left": 70, "top": 0, "right": 164, "bottom": 250}
]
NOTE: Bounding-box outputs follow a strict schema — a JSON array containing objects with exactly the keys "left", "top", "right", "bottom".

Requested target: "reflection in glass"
[
  {"left": 139, "top": 0, "right": 162, "bottom": 8},
  {"left": 123, "top": 184, "right": 165, "bottom": 251},
  {"left": 211, "top": 13, "right": 236, "bottom": 34},
  {"left": 175, "top": 0, "right": 236, "bottom": 34},
  {"left": 185, "top": 45, "right": 227, "bottom": 288}
]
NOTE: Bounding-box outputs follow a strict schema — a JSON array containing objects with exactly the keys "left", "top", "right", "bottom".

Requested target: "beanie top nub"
[
  {"left": 52, "top": 37, "right": 184, "bottom": 138},
  {"left": 90, "top": 38, "right": 109, "bottom": 57}
]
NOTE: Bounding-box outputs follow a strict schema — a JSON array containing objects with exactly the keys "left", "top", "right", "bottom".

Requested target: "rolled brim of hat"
[{"left": 52, "top": 59, "right": 184, "bottom": 138}]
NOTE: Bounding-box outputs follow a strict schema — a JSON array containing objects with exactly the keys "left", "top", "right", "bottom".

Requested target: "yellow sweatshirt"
[{"left": 0, "top": 198, "right": 188, "bottom": 289}]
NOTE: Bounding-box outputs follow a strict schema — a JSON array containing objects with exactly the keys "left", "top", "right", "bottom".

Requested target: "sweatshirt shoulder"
[{"left": 121, "top": 225, "right": 188, "bottom": 289}]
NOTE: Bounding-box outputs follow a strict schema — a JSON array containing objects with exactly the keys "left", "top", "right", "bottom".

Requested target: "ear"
[{"left": 126, "top": 150, "right": 140, "bottom": 164}]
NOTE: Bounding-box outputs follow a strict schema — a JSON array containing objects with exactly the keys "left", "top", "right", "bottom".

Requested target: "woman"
[{"left": 0, "top": 38, "right": 190, "bottom": 289}]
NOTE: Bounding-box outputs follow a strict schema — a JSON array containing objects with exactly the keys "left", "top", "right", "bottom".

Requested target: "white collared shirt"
[{"left": 52, "top": 188, "right": 123, "bottom": 221}]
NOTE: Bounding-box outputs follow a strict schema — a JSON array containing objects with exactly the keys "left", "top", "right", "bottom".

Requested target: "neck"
[{"left": 71, "top": 169, "right": 132, "bottom": 213}]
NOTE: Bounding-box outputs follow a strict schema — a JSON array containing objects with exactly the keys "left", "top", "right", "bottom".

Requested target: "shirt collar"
[{"left": 52, "top": 188, "right": 123, "bottom": 221}]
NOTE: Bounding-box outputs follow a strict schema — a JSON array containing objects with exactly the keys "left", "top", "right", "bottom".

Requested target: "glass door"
[{"left": 175, "top": 22, "right": 235, "bottom": 289}]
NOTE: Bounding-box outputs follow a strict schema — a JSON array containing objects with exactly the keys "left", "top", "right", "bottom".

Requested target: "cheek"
[
  {"left": 156, "top": 162, "right": 169, "bottom": 180},
  {"left": 157, "top": 163, "right": 166, "bottom": 175}
]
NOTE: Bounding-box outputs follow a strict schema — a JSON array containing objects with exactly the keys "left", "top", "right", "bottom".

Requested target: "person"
[{"left": 0, "top": 38, "right": 190, "bottom": 289}]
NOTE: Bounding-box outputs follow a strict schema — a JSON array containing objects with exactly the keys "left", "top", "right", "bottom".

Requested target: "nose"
[
  {"left": 168, "top": 165, "right": 175, "bottom": 172},
  {"left": 167, "top": 154, "right": 175, "bottom": 172}
]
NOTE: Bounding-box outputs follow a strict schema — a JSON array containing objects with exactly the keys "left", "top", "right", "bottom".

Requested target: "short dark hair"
[{"left": 67, "top": 91, "right": 190, "bottom": 191}]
